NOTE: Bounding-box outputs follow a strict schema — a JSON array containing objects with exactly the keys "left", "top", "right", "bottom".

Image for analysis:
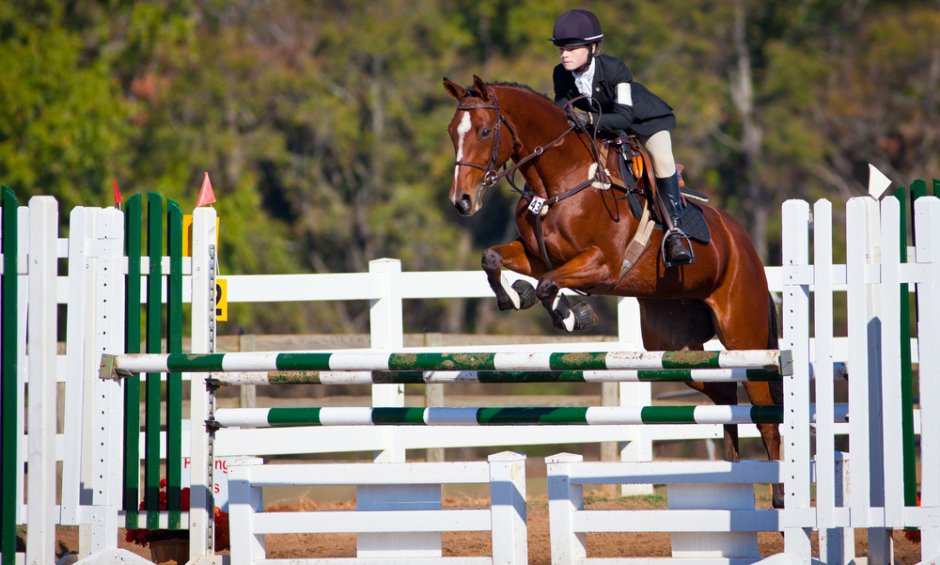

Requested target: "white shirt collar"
[{"left": 572, "top": 58, "right": 596, "bottom": 98}]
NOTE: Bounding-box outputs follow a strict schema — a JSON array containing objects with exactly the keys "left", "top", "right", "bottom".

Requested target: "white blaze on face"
[{"left": 451, "top": 111, "right": 472, "bottom": 205}]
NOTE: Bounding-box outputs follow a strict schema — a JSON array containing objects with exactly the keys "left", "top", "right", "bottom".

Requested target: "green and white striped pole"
[
  {"left": 204, "top": 367, "right": 787, "bottom": 385},
  {"left": 212, "top": 405, "right": 791, "bottom": 428},
  {"left": 190, "top": 360, "right": 844, "bottom": 386},
  {"left": 102, "top": 349, "right": 790, "bottom": 377}
]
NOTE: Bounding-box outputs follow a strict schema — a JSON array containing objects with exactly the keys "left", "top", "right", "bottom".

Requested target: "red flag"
[
  {"left": 196, "top": 172, "right": 217, "bottom": 207},
  {"left": 112, "top": 177, "right": 123, "bottom": 208}
]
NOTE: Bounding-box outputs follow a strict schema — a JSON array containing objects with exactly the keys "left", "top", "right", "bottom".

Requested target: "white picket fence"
[
  {"left": 199, "top": 196, "right": 940, "bottom": 564},
  {"left": 228, "top": 452, "right": 528, "bottom": 565},
  {"left": 0, "top": 199, "right": 216, "bottom": 564},
  {"left": 3, "top": 192, "right": 939, "bottom": 563}
]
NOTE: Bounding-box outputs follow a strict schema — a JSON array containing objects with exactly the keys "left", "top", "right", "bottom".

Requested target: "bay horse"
[{"left": 443, "top": 76, "right": 783, "bottom": 506}]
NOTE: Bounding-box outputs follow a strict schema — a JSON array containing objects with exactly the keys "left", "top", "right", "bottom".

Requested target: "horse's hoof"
[
  {"left": 511, "top": 280, "right": 538, "bottom": 309},
  {"left": 550, "top": 295, "right": 574, "bottom": 331},
  {"left": 571, "top": 302, "right": 598, "bottom": 331}
]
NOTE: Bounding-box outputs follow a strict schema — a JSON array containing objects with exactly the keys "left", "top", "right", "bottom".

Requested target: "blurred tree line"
[{"left": 1, "top": 0, "right": 938, "bottom": 336}]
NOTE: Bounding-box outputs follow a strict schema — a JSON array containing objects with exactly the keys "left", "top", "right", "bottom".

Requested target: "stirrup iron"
[{"left": 660, "top": 228, "right": 694, "bottom": 268}]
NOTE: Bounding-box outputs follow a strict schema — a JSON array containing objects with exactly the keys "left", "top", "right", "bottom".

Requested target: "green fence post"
[
  {"left": 1, "top": 187, "right": 19, "bottom": 565},
  {"left": 145, "top": 193, "right": 163, "bottom": 530},
  {"left": 123, "top": 194, "right": 142, "bottom": 530},
  {"left": 166, "top": 199, "right": 183, "bottom": 529},
  {"left": 901, "top": 180, "right": 925, "bottom": 509}
]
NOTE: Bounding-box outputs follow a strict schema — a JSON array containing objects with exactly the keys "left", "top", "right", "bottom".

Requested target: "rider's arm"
[
  {"left": 591, "top": 57, "right": 636, "bottom": 133},
  {"left": 553, "top": 64, "right": 575, "bottom": 106}
]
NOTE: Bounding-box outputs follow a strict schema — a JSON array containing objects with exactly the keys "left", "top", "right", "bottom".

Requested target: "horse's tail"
[{"left": 768, "top": 293, "right": 783, "bottom": 406}]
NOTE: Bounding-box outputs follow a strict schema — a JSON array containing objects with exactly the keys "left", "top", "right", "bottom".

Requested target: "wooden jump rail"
[
  {"left": 102, "top": 361, "right": 846, "bottom": 386},
  {"left": 204, "top": 367, "right": 788, "bottom": 385},
  {"left": 209, "top": 404, "right": 851, "bottom": 429},
  {"left": 211, "top": 405, "right": 788, "bottom": 428},
  {"left": 99, "top": 349, "right": 791, "bottom": 377}
]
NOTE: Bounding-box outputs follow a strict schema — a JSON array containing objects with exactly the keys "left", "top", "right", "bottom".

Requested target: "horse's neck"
[
  {"left": 499, "top": 91, "right": 595, "bottom": 200},
  {"left": 513, "top": 129, "right": 593, "bottom": 200},
  {"left": 519, "top": 170, "right": 550, "bottom": 199}
]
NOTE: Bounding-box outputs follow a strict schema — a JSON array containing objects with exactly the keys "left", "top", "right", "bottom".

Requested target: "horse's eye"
[{"left": 481, "top": 128, "right": 491, "bottom": 138}]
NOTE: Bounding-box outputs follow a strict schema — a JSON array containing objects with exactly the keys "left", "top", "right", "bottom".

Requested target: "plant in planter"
[{"left": 125, "top": 478, "right": 230, "bottom": 556}]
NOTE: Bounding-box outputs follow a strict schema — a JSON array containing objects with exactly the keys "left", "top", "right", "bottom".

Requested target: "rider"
[{"left": 550, "top": 8, "right": 693, "bottom": 266}]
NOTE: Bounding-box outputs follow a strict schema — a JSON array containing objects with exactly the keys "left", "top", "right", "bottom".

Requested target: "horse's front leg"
[
  {"left": 481, "top": 240, "right": 546, "bottom": 311},
  {"left": 536, "top": 247, "right": 608, "bottom": 332}
]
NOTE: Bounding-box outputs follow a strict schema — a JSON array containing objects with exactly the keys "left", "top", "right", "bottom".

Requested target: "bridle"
[
  {"left": 453, "top": 97, "right": 578, "bottom": 191},
  {"left": 452, "top": 102, "right": 512, "bottom": 188}
]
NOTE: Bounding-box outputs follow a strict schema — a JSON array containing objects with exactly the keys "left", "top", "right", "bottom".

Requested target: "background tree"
[{"left": 1, "top": 0, "right": 937, "bottom": 336}]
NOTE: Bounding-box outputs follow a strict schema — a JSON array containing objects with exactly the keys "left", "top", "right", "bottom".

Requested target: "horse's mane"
[
  {"left": 486, "top": 82, "right": 553, "bottom": 102},
  {"left": 467, "top": 81, "right": 565, "bottom": 120}
]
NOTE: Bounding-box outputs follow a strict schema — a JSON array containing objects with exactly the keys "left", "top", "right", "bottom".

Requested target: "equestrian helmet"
[{"left": 550, "top": 9, "right": 603, "bottom": 46}]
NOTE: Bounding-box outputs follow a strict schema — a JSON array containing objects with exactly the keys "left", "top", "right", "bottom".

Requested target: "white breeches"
[{"left": 641, "top": 130, "right": 677, "bottom": 179}]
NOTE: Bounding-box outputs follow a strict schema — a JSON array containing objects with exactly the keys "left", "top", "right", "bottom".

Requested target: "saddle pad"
[
  {"left": 679, "top": 203, "right": 710, "bottom": 244},
  {"left": 626, "top": 192, "right": 711, "bottom": 245}
]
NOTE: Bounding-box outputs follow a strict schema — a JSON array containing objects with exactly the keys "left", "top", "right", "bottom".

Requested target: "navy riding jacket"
[{"left": 553, "top": 54, "right": 676, "bottom": 138}]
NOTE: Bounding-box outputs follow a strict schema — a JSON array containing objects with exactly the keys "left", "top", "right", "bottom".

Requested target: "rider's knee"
[{"left": 642, "top": 130, "right": 677, "bottom": 178}]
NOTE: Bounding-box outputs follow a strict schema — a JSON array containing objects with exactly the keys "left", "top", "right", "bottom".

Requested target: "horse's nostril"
[{"left": 457, "top": 194, "right": 472, "bottom": 213}]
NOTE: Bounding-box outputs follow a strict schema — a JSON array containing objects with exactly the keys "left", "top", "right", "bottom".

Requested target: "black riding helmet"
[{"left": 549, "top": 9, "right": 603, "bottom": 46}]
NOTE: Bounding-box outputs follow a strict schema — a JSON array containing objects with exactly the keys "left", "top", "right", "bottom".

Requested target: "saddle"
[{"left": 597, "top": 137, "right": 710, "bottom": 245}]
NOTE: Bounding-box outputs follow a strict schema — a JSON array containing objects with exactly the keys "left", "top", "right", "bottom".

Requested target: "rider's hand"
[{"left": 569, "top": 111, "right": 595, "bottom": 131}]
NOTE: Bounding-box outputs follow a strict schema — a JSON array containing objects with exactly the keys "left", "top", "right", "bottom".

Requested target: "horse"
[{"left": 443, "top": 76, "right": 783, "bottom": 507}]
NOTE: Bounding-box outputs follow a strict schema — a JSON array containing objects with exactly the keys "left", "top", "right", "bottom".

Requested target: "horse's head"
[{"left": 443, "top": 75, "right": 515, "bottom": 216}]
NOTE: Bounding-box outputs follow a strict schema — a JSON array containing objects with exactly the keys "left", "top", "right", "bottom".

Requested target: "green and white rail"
[
  {"left": 213, "top": 405, "right": 789, "bottom": 428},
  {"left": 101, "top": 349, "right": 791, "bottom": 377}
]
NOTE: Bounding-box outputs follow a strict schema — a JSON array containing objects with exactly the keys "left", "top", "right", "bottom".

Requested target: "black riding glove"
[{"left": 569, "top": 111, "right": 595, "bottom": 132}]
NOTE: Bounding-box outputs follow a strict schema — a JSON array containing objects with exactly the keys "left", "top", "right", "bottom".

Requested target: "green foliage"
[
  {"left": 0, "top": 24, "right": 135, "bottom": 209},
  {"left": 2, "top": 1, "right": 939, "bottom": 335}
]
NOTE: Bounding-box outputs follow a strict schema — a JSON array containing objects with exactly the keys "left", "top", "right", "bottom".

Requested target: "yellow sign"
[
  {"left": 216, "top": 278, "right": 228, "bottom": 321},
  {"left": 183, "top": 214, "right": 193, "bottom": 256}
]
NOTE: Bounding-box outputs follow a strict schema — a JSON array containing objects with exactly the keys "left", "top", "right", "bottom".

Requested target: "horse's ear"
[
  {"left": 443, "top": 77, "right": 467, "bottom": 100},
  {"left": 472, "top": 75, "right": 490, "bottom": 101}
]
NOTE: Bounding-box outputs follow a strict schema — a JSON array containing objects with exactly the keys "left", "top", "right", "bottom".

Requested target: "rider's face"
[{"left": 559, "top": 45, "right": 591, "bottom": 71}]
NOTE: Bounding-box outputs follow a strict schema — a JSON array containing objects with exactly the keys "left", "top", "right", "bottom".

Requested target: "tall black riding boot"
[{"left": 656, "top": 173, "right": 694, "bottom": 266}]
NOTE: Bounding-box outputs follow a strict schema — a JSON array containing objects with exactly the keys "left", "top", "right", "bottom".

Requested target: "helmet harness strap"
[{"left": 574, "top": 43, "right": 597, "bottom": 74}]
